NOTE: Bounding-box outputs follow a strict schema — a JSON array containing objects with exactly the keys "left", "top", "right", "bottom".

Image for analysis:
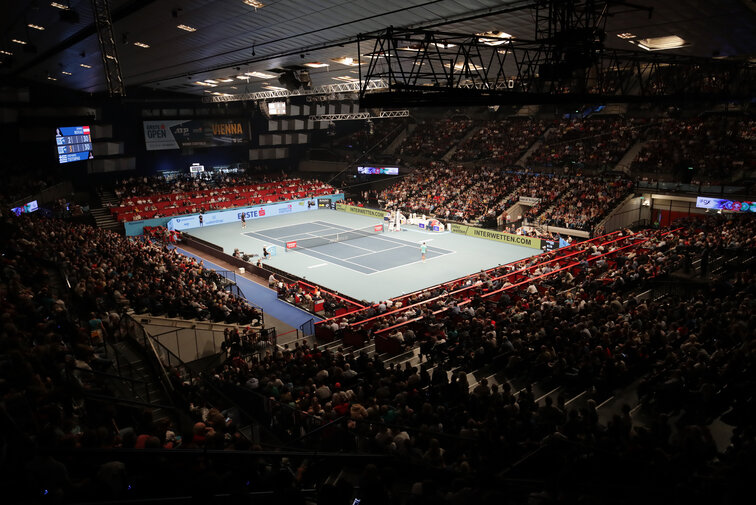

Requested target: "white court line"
[
  {"left": 287, "top": 246, "right": 380, "bottom": 273},
  {"left": 342, "top": 244, "right": 407, "bottom": 260},
  {"left": 275, "top": 227, "right": 377, "bottom": 246},
  {"left": 365, "top": 249, "right": 458, "bottom": 276},
  {"left": 252, "top": 221, "right": 451, "bottom": 274},
  {"left": 307, "top": 263, "right": 328, "bottom": 269},
  {"left": 310, "top": 220, "right": 447, "bottom": 251},
  {"left": 349, "top": 229, "right": 453, "bottom": 254}
]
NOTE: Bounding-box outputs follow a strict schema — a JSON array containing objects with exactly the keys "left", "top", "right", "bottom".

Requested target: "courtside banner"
[
  {"left": 335, "top": 203, "right": 385, "bottom": 219},
  {"left": 450, "top": 223, "right": 542, "bottom": 249},
  {"left": 166, "top": 199, "right": 317, "bottom": 231}
]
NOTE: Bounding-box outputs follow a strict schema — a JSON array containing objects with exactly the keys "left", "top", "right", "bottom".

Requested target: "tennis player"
[
  {"left": 240, "top": 213, "right": 246, "bottom": 229},
  {"left": 420, "top": 242, "right": 427, "bottom": 263}
]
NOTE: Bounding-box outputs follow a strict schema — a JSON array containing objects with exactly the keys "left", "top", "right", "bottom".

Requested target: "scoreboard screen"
[{"left": 56, "top": 126, "right": 93, "bottom": 164}]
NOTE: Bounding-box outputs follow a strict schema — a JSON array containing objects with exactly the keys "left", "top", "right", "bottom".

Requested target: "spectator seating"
[
  {"left": 451, "top": 118, "right": 548, "bottom": 164},
  {"left": 631, "top": 117, "right": 755, "bottom": 181},
  {"left": 397, "top": 118, "right": 474, "bottom": 159},
  {"left": 528, "top": 117, "right": 651, "bottom": 172},
  {"left": 108, "top": 176, "right": 336, "bottom": 222}
]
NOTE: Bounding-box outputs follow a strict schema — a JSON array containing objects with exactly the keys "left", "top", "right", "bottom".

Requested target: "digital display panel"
[
  {"left": 56, "top": 126, "right": 93, "bottom": 164},
  {"left": 357, "top": 166, "right": 399, "bottom": 175},
  {"left": 11, "top": 200, "right": 39, "bottom": 216},
  {"left": 696, "top": 197, "right": 756, "bottom": 213},
  {"left": 268, "top": 102, "right": 286, "bottom": 115}
]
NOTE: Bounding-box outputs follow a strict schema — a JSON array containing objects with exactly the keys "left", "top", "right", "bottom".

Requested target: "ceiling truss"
[
  {"left": 91, "top": 0, "right": 125, "bottom": 96},
  {"left": 309, "top": 110, "right": 409, "bottom": 121},
  {"left": 357, "top": 26, "right": 755, "bottom": 107},
  {"left": 202, "top": 79, "right": 388, "bottom": 103}
]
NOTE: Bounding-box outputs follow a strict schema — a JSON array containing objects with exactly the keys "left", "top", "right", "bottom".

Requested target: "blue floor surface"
[{"left": 172, "top": 247, "right": 320, "bottom": 329}]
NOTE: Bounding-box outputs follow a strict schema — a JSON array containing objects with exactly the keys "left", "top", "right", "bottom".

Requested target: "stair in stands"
[
  {"left": 384, "top": 123, "right": 414, "bottom": 155},
  {"left": 92, "top": 189, "right": 123, "bottom": 233},
  {"left": 441, "top": 124, "right": 479, "bottom": 162},
  {"left": 612, "top": 139, "right": 648, "bottom": 176},
  {"left": 516, "top": 126, "right": 554, "bottom": 167},
  {"left": 105, "top": 339, "right": 176, "bottom": 423}
]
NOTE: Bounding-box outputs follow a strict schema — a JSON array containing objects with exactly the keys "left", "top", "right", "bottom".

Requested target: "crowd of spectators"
[
  {"left": 497, "top": 173, "right": 572, "bottom": 222},
  {"left": 7, "top": 216, "right": 261, "bottom": 324},
  {"left": 332, "top": 119, "right": 406, "bottom": 153},
  {"left": 0, "top": 167, "right": 60, "bottom": 209},
  {"left": 111, "top": 171, "right": 274, "bottom": 200},
  {"left": 205, "top": 216, "right": 755, "bottom": 503},
  {"left": 379, "top": 168, "right": 633, "bottom": 230},
  {"left": 3, "top": 195, "right": 755, "bottom": 504},
  {"left": 538, "top": 177, "right": 634, "bottom": 231},
  {"left": 451, "top": 118, "right": 548, "bottom": 164},
  {"left": 274, "top": 278, "right": 363, "bottom": 318},
  {"left": 378, "top": 163, "right": 528, "bottom": 225},
  {"left": 528, "top": 117, "right": 652, "bottom": 172},
  {"left": 397, "top": 119, "right": 473, "bottom": 159},
  {"left": 107, "top": 174, "right": 336, "bottom": 222},
  {"left": 631, "top": 117, "right": 755, "bottom": 181}
]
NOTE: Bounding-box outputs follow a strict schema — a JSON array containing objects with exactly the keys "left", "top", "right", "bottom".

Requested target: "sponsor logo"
[
  {"left": 450, "top": 223, "right": 541, "bottom": 249},
  {"left": 335, "top": 203, "right": 385, "bottom": 219},
  {"left": 237, "top": 209, "right": 264, "bottom": 219},
  {"left": 212, "top": 123, "right": 244, "bottom": 136},
  {"left": 145, "top": 123, "right": 168, "bottom": 138}
]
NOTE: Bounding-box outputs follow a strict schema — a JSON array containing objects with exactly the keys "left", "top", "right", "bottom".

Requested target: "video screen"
[
  {"left": 696, "top": 196, "right": 756, "bottom": 213},
  {"left": 357, "top": 166, "right": 399, "bottom": 175},
  {"left": 11, "top": 200, "right": 39, "bottom": 216},
  {"left": 56, "top": 126, "right": 93, "bottom": 164},
  {"left": 268, "top": 102, "right": 286, "bottom": 115}
]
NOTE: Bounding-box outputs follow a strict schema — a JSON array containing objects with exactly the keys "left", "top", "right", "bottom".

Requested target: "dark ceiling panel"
[{"left": 1, "top": 0, "right": 753, "bottom": 96}]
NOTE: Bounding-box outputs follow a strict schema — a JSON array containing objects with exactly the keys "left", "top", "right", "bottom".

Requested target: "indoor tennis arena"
[{"left": 2, "top": 1, "right": 755, "bottom": 504}]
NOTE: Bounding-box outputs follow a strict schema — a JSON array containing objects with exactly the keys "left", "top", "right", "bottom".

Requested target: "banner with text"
[
  {"left": 519, "top": 196, "right": 542, "bottom": 205},
  {"left": 335, "top": 203, "right": 386, "bottom": 219},
  {"left": 450, "top": 223, "right": 543, "bottom": 250},
  {"left": 143, "top": 119, "right": 249, "bottom": 151}
]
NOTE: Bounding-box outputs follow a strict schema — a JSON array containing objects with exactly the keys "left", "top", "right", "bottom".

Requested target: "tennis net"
[{"left": 286, "top": 224, "right": 384, "bottom": 250}]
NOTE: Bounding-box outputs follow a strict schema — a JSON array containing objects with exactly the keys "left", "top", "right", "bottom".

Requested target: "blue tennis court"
[{"left": 245, "top": 220, "right": 453, "bottom": 274}]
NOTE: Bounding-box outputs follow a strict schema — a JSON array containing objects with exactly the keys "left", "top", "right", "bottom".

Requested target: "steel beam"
[
  {"left": 91, "top": 0, "right": 125, "bottom": 96},
  {"left": 202, "top": 79, "right": 388, "bottom": 103},
  {"left": 358, "top": 26, "right": 755, "bottom": 107},
  {"left": 308, "top": 110, "right": 409, "bottom": 121}
]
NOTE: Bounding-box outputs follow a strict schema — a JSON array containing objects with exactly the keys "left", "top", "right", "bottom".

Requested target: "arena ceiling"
[{"left": 1, "top": 0, "right": 755, "bottom": 97}]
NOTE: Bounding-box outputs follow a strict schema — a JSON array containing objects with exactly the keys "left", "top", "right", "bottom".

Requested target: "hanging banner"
[{"left": 143, "top": 119, "right": 249, "bottom": 151}]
